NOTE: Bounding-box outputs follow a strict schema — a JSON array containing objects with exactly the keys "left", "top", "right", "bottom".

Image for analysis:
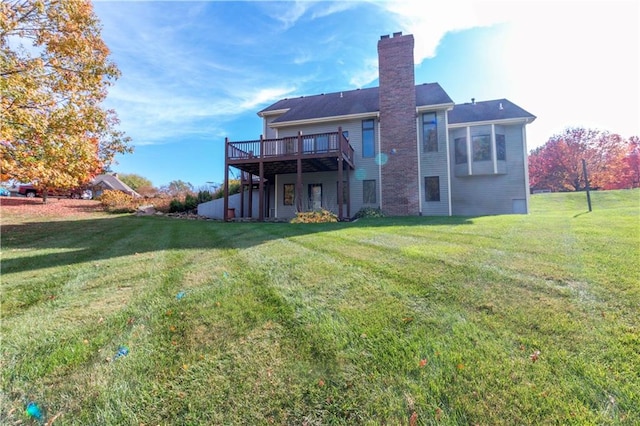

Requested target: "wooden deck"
[
  {"left": 226, "top": 130, "right": 354, "bottom": 179},
  {"left": 223, "top": 128, "right": 355, "bottom": 221}
]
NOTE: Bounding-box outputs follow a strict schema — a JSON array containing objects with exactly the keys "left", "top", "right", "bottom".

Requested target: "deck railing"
[{"left": 227, "top": 131, "right": 354, "bottom": 163}]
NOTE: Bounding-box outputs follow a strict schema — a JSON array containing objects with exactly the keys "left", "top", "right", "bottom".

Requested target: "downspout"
[
  {"left": 377, "top": 115, "right": 382, "bottom": 210},
  {"left": 466, "top": 126, "right": 472, "bottom": 176},
  {"left": 415, "top": 112, "right": 422, "bottom": 215},
  {"left": 522, "top": 125, "right": 531, "bottom": 213},
  {"left": 223, "top": 137, "right": 229, "bottom": 221},
  {"left": 274, "top": 174, "right": 278, "bottom": 219},
  {"left": 445, "top": 110, "right": 452, "bottom": 216},
  {"left": 491, "top": 124, "right": 498, "bottom": 174}
]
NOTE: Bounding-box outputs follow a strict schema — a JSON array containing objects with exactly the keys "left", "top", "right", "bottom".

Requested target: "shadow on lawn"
[{"left": 1, "top": 214, "right": 475, "bottom": 274}]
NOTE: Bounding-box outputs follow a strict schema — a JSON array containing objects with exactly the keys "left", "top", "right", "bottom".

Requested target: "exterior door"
[{"left": 308, "top": 184, "right": 322, "bottom": 210}]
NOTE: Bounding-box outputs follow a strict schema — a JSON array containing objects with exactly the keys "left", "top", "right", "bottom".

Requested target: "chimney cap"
[
  {"left": 393, "top": 31, "right": 403, "bottom": 37},
  {"left": 380, "top": 34, "right": 390, "bottom": 40}
]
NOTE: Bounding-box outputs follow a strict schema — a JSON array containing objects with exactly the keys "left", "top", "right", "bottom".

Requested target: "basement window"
[
  {"left": 283, "top": 184, "right": 294, "bottom": 206},
  {"left": 363, "top": 180, "right": 376, "bottom": 204},
  {"left": 425, "top": 176, "right": 440, "bottom": 202}
]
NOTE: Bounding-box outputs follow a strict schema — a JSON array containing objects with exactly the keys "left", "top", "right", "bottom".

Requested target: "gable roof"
[
  {"left": 259, "top": 83, "right": 453, "bottom": 125},
  {"left": 448, "top": 99, "right": 536, "bottom": 125},
  {"left": 91, "top": 174, "right": 140, "bottom": 197}
]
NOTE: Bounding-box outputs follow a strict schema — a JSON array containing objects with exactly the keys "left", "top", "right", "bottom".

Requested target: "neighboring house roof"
[
  {"left": 259, "top": 83, "right": 454, "bottom": 125},
  {"left": 448, "top": 98, "right": 536, "bottom": 125},
  {"left": 91, "top": 174, "right": 140, "bottom": 197}
]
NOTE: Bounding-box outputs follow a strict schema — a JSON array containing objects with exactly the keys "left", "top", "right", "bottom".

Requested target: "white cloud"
[
  {"left": 375, "top": 0, "right": 639, "bottom": 147},
  {"left": 263, "top": 1, "right": 313, "bottom": 29},
  {"left": 310, "top": 1, "right": 357, "bottom": 19},
  {"left": 376, "top": 0, "right": 506, "bottom": 63},
  {"left": 488, "top": 1, "right": 639, "bottom": 146},
  {"left": 106, "top": 81, "right": 294, "bottom": 146},
  {"left": 237, "top": 87, "right": 297, "bottom": 111},
  {"left": 349, "top": 57, "right": 379, "bottom": 88}
]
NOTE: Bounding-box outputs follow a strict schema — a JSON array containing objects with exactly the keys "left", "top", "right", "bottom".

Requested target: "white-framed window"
[
  {"left": 363, "top": 180, "right": 376, "bottom": 204},
  {"left": 425, "top": 176, "right": 440, "bottom": 202},
  {"left": 422, "top": 112, "right": 437, "bottom": 152},
  {"left": 473, "top": 135, "right": 491, "bottom": 161},
  {"left": 362, "top": 119, "right": 375, "bottom": 158}
]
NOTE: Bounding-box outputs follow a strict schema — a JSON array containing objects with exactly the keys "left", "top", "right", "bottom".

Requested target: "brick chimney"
[{"left": 378, "top": 32, "right": 419, "bottom": 216}]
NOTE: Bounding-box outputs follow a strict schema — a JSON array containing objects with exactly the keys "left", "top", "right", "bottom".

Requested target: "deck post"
[
  {"left": 337, "top": 128, "right": 344, "bottom": 220},
  {"left": 296, "top": 131, "right": 303, "bottom": 213},
  {"left": 240, "top": 173, "right": 245, "bottom": 218},
  {"left": 247, "top": 172, "right": 253, "bottom": 218},
  {"left": 223, "top": 137, "right": 230, "bottom": 221},
  {"left": 346, "top": 165, "right": 351, "bottom": 218},
  {"left": 266, "top": 180, "right": 270, "bottom": 218},
  {"left": 258, "top": 135, "right": 265, "bottom": 221}
]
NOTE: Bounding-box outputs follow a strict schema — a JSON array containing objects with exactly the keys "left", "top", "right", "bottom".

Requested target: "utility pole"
[{"left": 582, "top": 159, "right": 592, "bottom": 212}]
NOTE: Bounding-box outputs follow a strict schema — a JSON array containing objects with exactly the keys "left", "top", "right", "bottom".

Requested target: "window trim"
[
  {"left": 496, "top": 134, "right": 506, "bottom": 161},
  {"left": 472, "top": 134, "right": 492, "bottom": 162},
  {"left": 454, "top": 137, "right": 467, "bottom": 164},
  {"left": 422, "top": 112, "right": 438, "bottom": 152},
  {"left": 362, "top": 119, "right": 375, "bottom": 158},
  {"left": 283, "top": 183, "right": 295, "bottom": 206},
  {"left": 424, "top": 176, "right": 441, "bottom": 202},
  {"left": 308, "top": 183, "right": 322, "bottom": 210},
  {"left": 363, "top": 179, "right": 376, "bottom": 204}
]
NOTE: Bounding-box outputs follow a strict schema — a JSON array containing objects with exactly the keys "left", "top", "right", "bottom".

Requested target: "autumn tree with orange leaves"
[
  {"left": 0, "top": 0, "right": 131, "bottom": 201},
  {"left": 529, "top": 128, "right": 639, "bottom": 192}
]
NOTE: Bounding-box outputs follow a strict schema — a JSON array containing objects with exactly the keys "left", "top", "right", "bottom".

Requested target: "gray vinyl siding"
[
  {"left": 263, "top": 116, "right": 279, "bottom": 139},
  {"left": 275, "top": 171, "right": 350, "bottom": 219},
  {"left": 449, "top": 124, "right": 528, "bottom": 215},
  {"left": 272, "top": 118, "right": 379, "bottom": 218},
  {"left": 420, "top": 109, "right": 449, "bottom": 215}
]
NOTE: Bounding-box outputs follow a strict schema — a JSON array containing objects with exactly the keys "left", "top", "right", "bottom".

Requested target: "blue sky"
[{"left": 93, "top": 0, "right": 639, "bottom": 189}]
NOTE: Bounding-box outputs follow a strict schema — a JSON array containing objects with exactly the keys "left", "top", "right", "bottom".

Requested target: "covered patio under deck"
[{"left": 223, "top": 128, "right": 355, "bottom": 221}]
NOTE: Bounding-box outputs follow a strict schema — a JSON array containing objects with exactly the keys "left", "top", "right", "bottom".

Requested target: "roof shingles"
[
  {"left": 261, "top": 83, "right": 453, "bottom": 124},
  {"left": 447, "top": 99, "right": 536, "bottom": 124},
  {"left": 260, "top": 86, "right": 534, "bottom": 125}
]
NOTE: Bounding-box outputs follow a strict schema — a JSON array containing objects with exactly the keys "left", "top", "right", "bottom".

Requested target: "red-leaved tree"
[
  {"left": 529, "top": 128, "right": 638, "bottom": 191},
  {"left": 621, "top": 136, "right": 640, "bottom": 189}
]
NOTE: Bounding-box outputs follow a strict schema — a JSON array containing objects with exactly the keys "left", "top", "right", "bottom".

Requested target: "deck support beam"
[
  {"left": 240, "top": 173, "right": 245, "bottom": 218},
  {"left": 337, "top": 126, "right": 344, "bottom": 220},
  {"left": 258, "top": 135, "right": 265, "bottom": 221},
  {"left": 223, "top": 138, "right": 231, "bottom": 221},
  {"left": 247, "top": 173, "right": 253, "bottom": 218},
  {"left": 347, "top": 165, "right": 351, "bottom": 218},
  {"left": 296, "top": 131, "right": 303, "bottom": 213}
]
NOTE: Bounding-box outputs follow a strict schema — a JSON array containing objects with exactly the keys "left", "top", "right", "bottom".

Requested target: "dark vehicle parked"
[{"left": 18, "top": 184, "right": 85, "bottom": 199}]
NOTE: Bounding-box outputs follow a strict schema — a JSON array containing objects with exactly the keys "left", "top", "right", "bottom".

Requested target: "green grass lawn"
[{"left": 1, "top": 190, "right": 639, "bottom": 425}]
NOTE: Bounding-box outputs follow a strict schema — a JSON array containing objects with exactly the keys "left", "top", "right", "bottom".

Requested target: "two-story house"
[{"left": 216, "top": 32, "right": 535, "bottom": 221}]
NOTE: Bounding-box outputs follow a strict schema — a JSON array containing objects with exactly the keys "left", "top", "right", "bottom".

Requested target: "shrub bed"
[{"left": 290, "top": 209, "right": 338, "bottom": 223}]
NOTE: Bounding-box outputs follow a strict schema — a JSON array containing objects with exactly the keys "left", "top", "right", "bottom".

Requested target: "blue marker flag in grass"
[
  {"left": 176, "top": 291, "right": 186, "bottom": 300},
  {"left": 26, "top": 401, "right": 43, "bottom": 421},
  {"left": 113, "top": 346, "right": 129, "bottom": 360}
]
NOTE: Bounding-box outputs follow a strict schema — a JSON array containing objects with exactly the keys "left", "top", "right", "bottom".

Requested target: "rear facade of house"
[{"left": 220, "top": 32, "right": 535, "bottom": 220}]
